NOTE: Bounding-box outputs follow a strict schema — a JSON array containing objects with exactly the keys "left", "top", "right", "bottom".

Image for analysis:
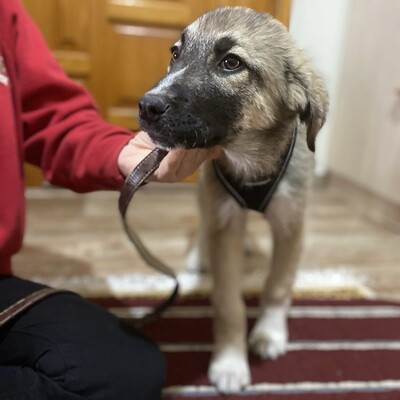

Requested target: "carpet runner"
[{"left": 93, "top": 297, "right": 400, "bottom": 399}]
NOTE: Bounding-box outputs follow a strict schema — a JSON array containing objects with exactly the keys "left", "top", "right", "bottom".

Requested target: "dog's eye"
[
  {"left": 170, "top": 47, "right": 180, "bottom": 63},
  {"left": 221, "top": 56, "right": 242, "bottom": 71}
]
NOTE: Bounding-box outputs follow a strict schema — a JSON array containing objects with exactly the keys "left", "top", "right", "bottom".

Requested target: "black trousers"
[{"left": 0, "top": 276, "right": 165, "bottom": 400}]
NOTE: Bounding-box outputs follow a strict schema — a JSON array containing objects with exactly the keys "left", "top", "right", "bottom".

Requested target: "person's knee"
[
  {"left": 14, "top": 294, "right": 166, "bottom": 399},
  {"left": 109, "top": 332, "right": 166, "bottom": 400},
  {"left": 35, "top": 337, "right": 165, "bottom": 400},
  {"left": 62, "top": 314, "right": 166, "bottom": 399}
]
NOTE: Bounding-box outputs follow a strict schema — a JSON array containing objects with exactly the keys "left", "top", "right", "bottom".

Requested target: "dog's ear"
[{"left": 285, "top": 52, "right": 329, "bottom": 152}]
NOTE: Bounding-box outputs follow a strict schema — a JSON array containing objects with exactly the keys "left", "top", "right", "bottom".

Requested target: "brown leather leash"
[
  {"left": 0, "top": 288, "right": 69, "bottom": 327},
  {"left": 0, "top": 148, "right": 178, "bottom": 328},
  {"left": 118, "top": 148, "right": 180, "bottom": 327}
]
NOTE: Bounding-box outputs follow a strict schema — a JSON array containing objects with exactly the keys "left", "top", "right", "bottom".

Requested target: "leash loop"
[{"left": 118, "top": 148, "right": 180, "bottom": 326}]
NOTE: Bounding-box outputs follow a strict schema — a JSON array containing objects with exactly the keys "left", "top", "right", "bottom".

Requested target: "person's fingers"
[
  {"left": 151, "top": 150, "right": 186, "bottom": 183},
  {"left": 207, "top": 146, "right": 223, "bottom": 160},
  {"left": 150, "top": 149, "right": 198, "bottom": 182},
  {"left": 153, "top": 155, "right": 176, "bottom": 183},
  {"left": 117, "top": 131, "right": 158, "bottom": 177},
  {"left": 118, "top": 131, "right": 223, "bottom": 182}
]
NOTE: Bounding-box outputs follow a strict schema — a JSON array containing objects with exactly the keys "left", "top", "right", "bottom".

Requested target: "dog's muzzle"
[
  {"left": 138, "top": 89, "right": 235, "bottom": 150},
  {"left": 138, "top": 92, "right": 208, "bottom": 149}
]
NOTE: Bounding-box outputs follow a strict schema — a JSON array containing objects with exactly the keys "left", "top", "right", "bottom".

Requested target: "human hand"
[{"left": 117, "top": 131, "right": 222, "bottom": 183}]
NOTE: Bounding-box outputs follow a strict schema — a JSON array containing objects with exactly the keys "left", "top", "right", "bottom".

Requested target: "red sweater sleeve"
[{"left": 17, "top": 5, "right": 134, "bottom": 192}]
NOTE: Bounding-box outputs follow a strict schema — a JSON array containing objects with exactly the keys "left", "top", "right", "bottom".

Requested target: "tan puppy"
[{"left": 138, "top": 7, "right": 328, "bottom": 393}]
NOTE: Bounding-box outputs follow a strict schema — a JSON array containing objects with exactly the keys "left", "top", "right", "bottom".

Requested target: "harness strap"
[{"left": 213, "top": 125, "right": 298, "bottom": 213}]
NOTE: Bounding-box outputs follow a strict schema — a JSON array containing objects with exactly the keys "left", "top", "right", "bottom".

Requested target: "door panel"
[
  {"left": 105, "top": 24, "right": 181, "bottom": 129},
  {"left": 107, "top": 0, "right": 192, "bottom": 28},
  {"left": 23, "top": 0, "right": 93, "bottom": 83}
]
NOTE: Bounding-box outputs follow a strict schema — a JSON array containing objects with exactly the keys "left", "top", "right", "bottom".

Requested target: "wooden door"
[{"left": 22, "top": 0, "right": 94, "bottom": 86}]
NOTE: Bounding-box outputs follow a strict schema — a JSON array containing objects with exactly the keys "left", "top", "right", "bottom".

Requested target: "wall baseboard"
[{"left": 327, "top": 173, "right": 400, "bottom": 233}]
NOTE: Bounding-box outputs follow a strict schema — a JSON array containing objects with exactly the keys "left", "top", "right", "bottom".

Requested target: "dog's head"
[{"left": 138, "top": 7, "right": 328, "bottom": 152}]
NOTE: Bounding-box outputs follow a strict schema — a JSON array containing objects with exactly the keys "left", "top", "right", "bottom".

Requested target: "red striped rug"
[{"left": 93, "top": 297, "right": 400, "bottom": 400}]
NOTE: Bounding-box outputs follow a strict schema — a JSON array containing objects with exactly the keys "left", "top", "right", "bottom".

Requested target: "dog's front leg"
[
  {"left": 249, "top": 195, "right": 304, "bottom": 360},
  {"left": 206, "top": 201, "right": 250, "bottom": 394}
]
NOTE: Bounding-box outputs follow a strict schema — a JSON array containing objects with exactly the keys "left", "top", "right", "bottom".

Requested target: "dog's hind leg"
[
  {"left": 249, "top": 193, "right": 305, "bottom": 360},
  {"left": 185, "top": 218, "right": 210, "bottom": 272}
]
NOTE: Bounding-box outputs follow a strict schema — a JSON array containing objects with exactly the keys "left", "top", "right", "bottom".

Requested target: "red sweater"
[{"left": 0, "top": 1, "right": 134, "bottom": 275}]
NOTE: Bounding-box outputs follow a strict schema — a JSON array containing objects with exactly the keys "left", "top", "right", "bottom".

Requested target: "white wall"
[
  {"left": 289, "top": 0, "right": 350, "bottom": 176},
  {"left": 290, "top": 0, "right": 400, "bottom": 207},
  {"left": 325, "top": 0, "right": 400, "bottom": 204}
]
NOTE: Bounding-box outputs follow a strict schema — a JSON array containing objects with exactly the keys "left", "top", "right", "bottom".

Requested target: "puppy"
[{"left": 138, "top": 7, "right": 328, "bottom": 394}]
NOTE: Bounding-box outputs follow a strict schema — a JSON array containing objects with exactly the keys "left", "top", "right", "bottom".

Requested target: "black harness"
[{"left": 213, "top": 126, "right": 298, "bottom": 213}]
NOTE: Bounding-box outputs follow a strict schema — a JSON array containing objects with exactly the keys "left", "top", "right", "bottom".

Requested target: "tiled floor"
[{"left": 14, "top": 182, "right": 400, "bottom": 301}]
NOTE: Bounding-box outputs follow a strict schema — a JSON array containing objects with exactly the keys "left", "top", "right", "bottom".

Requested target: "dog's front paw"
[
  {"left": 208, "top": 349, "right": 250, "bottom": 394},
  {"left": 249, "top": 305, "right": 288, "bottom": 360},
  {"left": 249, "top": 326, "right": 287, "bottom": 360}
]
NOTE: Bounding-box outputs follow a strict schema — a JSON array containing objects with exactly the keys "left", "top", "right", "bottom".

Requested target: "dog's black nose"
[{"left": 138, "top": 95, "right": 169, "bottom": 123}]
